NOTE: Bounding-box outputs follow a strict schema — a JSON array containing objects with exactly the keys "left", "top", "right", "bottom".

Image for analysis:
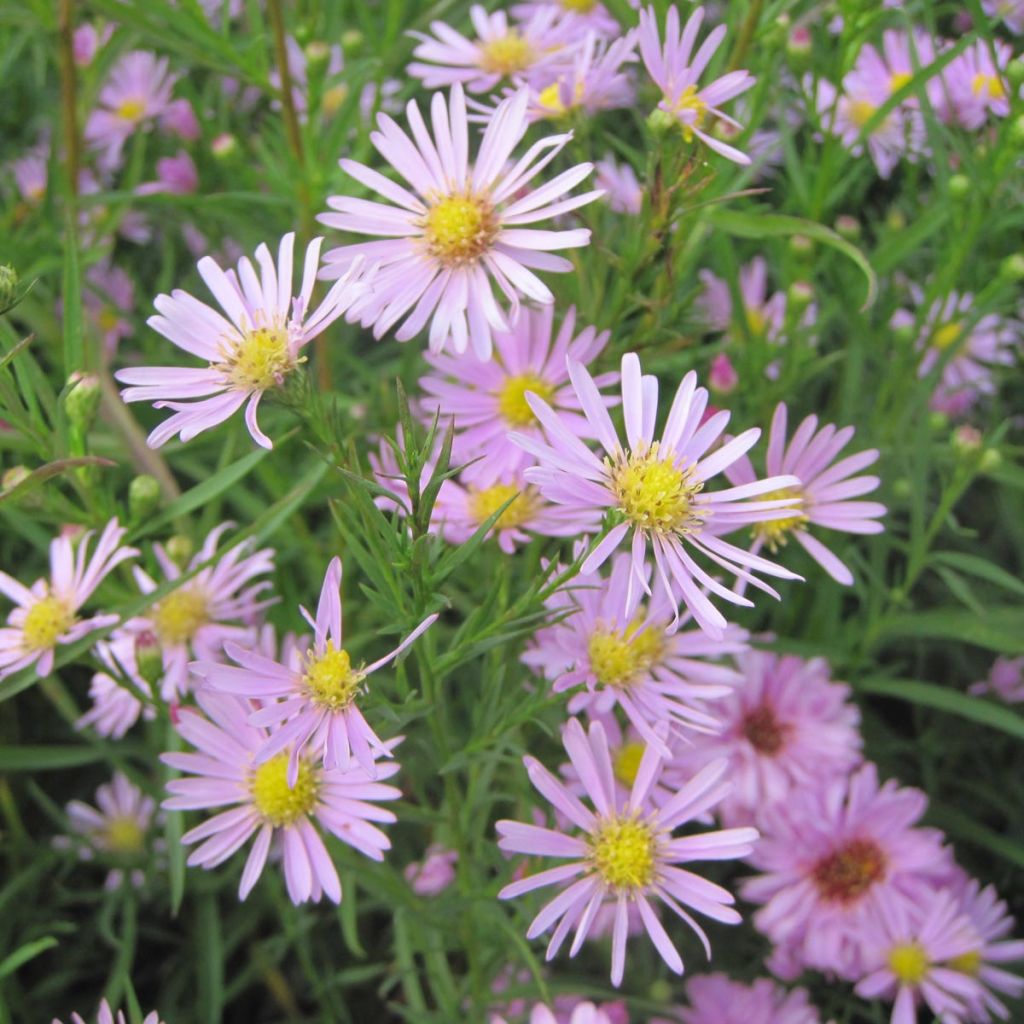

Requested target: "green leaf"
[
  {"left": 0, "top": 456, "right": 116, "bottom": 505},
  {"left": 62, "top": 210, "right": 83, "bottom": 374},
  {"left": 0, "top": 745, "right": 112, "bottom": 771},
  {"left": 932, "top": 552, "right": 1024, "bottom": 599},
  {"left": 0, "top": 333, "right": 33, "bottom": 373},
  {"left": 0, "top": 936, "right": 58, "bottom": 980},
  {"left": 875, "top": 606, "right": 1024, "bottom": 654}
]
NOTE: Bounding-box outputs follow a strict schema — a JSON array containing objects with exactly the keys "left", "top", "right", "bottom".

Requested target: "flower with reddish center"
[{"left": 677, "top": 973, "right": 823, "bottom": 1024}]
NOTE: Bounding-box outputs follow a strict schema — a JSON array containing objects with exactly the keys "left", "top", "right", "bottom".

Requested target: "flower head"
[
  {"left": 594, "top": 156, "right": 642, "bottom": 214},
  {"left": 983, "top": 0, "right": 1024, "bottom": 33},
  {"left": 678, "top": 973, "right": 822, "bottom": 1024},
  {"left": 405, "top": 844, "right": 459, "bottom": 896},
  {"left": 511, "top": 0, "right": 620, "bottom": 38},
  {"left": 937, "top": 39, "right": 1015, "bottom": 130},
  {"left": 116, "top": 233, "right": 368, "bottom": 449},
  {"left": 969, "top": 656, "right": 1024, "bottom": 703},
  {"left": 497, "top": 717, "right": 757, "bottom": 986},
  {"left": 84, "top": 260, "right": 134, "bottom": 357},
  {"left": 76, "top": 634, "right": 155, "bottom": 739},
  {"left": 55, "top": 1000, "right": 163, "bottom": 1024}
]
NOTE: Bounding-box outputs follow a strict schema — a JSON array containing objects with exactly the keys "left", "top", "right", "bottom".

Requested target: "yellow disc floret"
[
  {"left": 480, "top": 32, "right": 534, "bottom": 77},
  {"left": 423, "top": 194, "right": 498, "bottom": 266},
  {"left": 22, "top": 595, "right": 75, "bottom": 651},
  {"left": 752, "top": 487, "right": 808, "bottom": 552},
  {"left": 971, "top": 73, "right": 1006, "bottom": 101},
  {"left": 949, "top": 950, "right": 982, "bottom": 975},
  {"left": 890, "top": 72, "right": 913, "bottom": 92},
  {"left": 590, "top": 816, "right": 657, "bottom": 891},
  {"left": 103, "top": 815, "right": 146, "bottom": 855},
  {"left": 611, "top": 444, "right": 703, "bottom": 535},
  {"left": 497, "top": 372, "right": 556, "bottom": 427},
  {"left": 848, "top": 99, "right": 878, "bottom": 127},
  {"left": 116, "top": 98, "right": 146, "bottom": 122},
  {"left": 588, "top": 621, "right": 664, "bottom": 689},
  {"left": 932, "top": 321, "right": 964, "bottom": 351},
  {"left": 304, "top": 641, "right": 364, "bottom": 711},
  {"left": 468, "top": 483, "right": 539, "bottom": 531},
  {"left": 672, "top": 85, "right": 709, "bottom": 141},
  {"left": 888, "top": 942, "right": 930, "bottom": 984},
  {"left": 613, "top": 742, "right": 646, "bottom": 788},
  {"left": 218, "top": 325, "right": 294, "bottom": 392},
  {"left": 251, "top": 754, "right": 319, "bottom": 827},
  {"left": 153, "top": 589, "right": 209, "bottom": 646},
  {"left": 562, "top": 0, "right": 597, "bottom": 11}
]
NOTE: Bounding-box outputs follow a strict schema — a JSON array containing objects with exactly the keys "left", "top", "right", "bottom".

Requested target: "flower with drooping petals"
[
  {"left": 723, "top": 402, "right": 886, "bottom": 586},
  {"left": 116, "top": 233, "right": 369, "bottom": 449},
  {"left": 677, "top": 973, "right": 822, "bottom": 1024},
  {"left": 318, "top": 84, "right": 600, "bottom": 360},
  {"left": 497, "top": 717, "right": 758, "bottom": 987},
  {"left": 419, "top": 304, "right": 616, "bottom": 481},
  {"left": 163, "top": 689, "right": 401, "bottom": 905},
  {"left": 672, "top": 651, "right": 862, "bottom": 826},
  {"left": 54, "top": 999, "right": 163, "bottom": 1024},
  {"left": 76, "top": 634, "right": 155, "bottom": 739},
  {"left": 936, "top": 39, "right": 1015, "bottom": 130},
  {"left": 135, "top": 150, "right": 199, "bottom": 195},
  {"left": 0, "top": 519, "right": 137, "bottom": 680},
  {"left": 513, "top": 352, "right": 804, "bottom": 638},
  {"left": 969, "top": 656, "right": 1024, "bottom": 703},
  {"left": 195, "top": 556, "right": 436, "bottom": 782},
  {"left": 594, "top": 155, "right": 642, "bottom": 214},
  {"left": 405, "top": 843, "right": 459, "bottom": 896},
  {"left": 638, "top": 5, "right": 755, "bottom": 164},
  {"left": 983, "top": 0, "right": 1024, "bottom": 33}
]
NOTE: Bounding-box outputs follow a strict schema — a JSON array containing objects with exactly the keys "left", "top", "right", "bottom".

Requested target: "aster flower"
[
  {"left": 969, "top": 656, "right": 1024, "bottom": 703},
  {"left": 638, "top": 5, "right": 755, "bottom": 164},
  {"left": 83, "top": 260, "right": 134, "bottom": 357},
  {"left": 511, "top": 0, "right": 620, "bottom": 38},
  {"left": 418, "top": 303, "right": 616, "bottom": 482},
  {"left": 116, "top": 233, "right": 369, "bottom": 449},
  {"left": 936, "top": 39, "right": 1015, "bottom": 130},
  {"left": 983, "top": 0, "right": 1024, "bottom": 33},
  {"left": 742, "top": 763, "right": 952, "bottom": 980},
  {"left": 524, "top": 553, "right": 747, "bottom": 752},
  {"left": 54, "top": 1000, "right": 163, "bottom": 1024},
  {"left": 723, "top": 402, "right": 886, "bottom": 586},
  {"left": 75, "top": 635, "right": 155, "bottom": 739},
  {"left": 497, "top": 717, "right": 758, "bottom": 987},
  {"left": 594, "top": 156, "right": 642, "bottom": 214},
  {"left": 404, "top": 843, "right": 459, "bottom": 896},
  {"left": 671, "top": 651, "right": 862, "bottom": 826},
  {"left": 407, "top": 6, "right": 572, "bottom": 94},
  {"left": 318, "top": 84, "right": 601, "bottom": 360},
  {"left": 163, "top": 689, "right": 401, "bottom": 904},
  {"left": 858, "top": 30, "right": 939, "bottom": 105},
  {"left": 0, "top": 519, "right": 137, "bottom": 680},
  {"left": 677, "top": 973, "right": 822, "bottom": 1024},
  {"left": 123, "top": 522, "right": 274, "bottom": 699},
  {"left": 195, "top": 556, "right": 437, "bottom": 782},
  {"left": 135, "top": 150, "right": 199, "bottom": 196},
  {"left": 493, "top": 1003, "right": 618, "bottom": 1024},
  {"left": 9, "top": 150, "right": 47, "bottom": 204},
  {"left": 271, "top": 36, "right": 346, "bottom": 121},
  {"left": 513, "top": 352, "right": 804, "bottom": 638}
]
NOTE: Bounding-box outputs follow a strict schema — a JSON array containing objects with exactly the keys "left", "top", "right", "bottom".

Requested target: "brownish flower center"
[
  {"left": 741, "top": 704, "right": 788, "bottom": 755},
  {"left": 812, "top": 838, "right": 887, "bottom": 904}
]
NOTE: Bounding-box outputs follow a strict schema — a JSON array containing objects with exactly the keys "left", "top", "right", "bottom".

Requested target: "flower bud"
[
  {"left": 951, "top": 424, "right": 982, "bottom": 454},
  {"left": 947, "top": 173, "right": 970, "bottom": 200},
  {"left": 1007, "top": 57, "right": 1024, "bottom": 89},
  {"left": 786, "top": 27, "right": 812, "bottom": 70},
  {"left": 1, "top": 465, "right": 32, "bottom": 496},
  {"left": 999, "top": 254, "right": 1024, "bottom": 283},
  {"left": 646, "top": 107, "right": 677, "bottom": 138},
  {"left": 128, "top": 474, "right": 161, "bottom": 522},
  {"left": 211, "top": 133, "right": 238, "bottom": 161},
  {"left": 341, "top": 29, "right": 363, "bottom": 55},
  {"left": 304, "top": 41, "right": 330, "bottom": 69},
  {"left": 0, "top": 264, "right": 18, "bottom": 312},
  {"left": 928, "top": 410, "right": 949, "bottom": 432},
  {"left": 64, "top": 372, "right": 102, "bottom": 434},
  {"left": 979, "top": 448, "right": 1002, "bottom": 474},
  {"left": 708, "top": 353, "right": 738, "bottom": 394},
  {"left": 135, "top": 630, "right": 163, "bottom": 687},
  {"left": 893, "top": 322, "right": 916, "bottom": 346},
  {"left": 891, "top": 478, "right": 911, "bottom": 500},
  {"left": 165, "top": 534, "right": 193, "bottom": 566},
  {"left": 1009, "top": 115, "right": 1024, "bottom": 147},
  {"left": 789, "top": 234, "right": 814, "bottom": 259},
  {"left": 787, "top": 280, "right": 814, "bottom": 312},
  {"left": 834, "top": 214, "right": 861, "bottom": 240},
  {"left": 885, "top": 209, "right": 907, "bottom": 233}
]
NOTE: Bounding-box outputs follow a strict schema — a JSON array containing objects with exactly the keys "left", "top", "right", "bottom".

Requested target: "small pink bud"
[{"left": 708, "top": 353, "right": 738, "bottom": 394}]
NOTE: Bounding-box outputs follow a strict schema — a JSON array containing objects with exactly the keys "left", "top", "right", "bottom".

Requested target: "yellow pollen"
[
  {"left": 752, "top": 487, "right": 808, "bottom": 552},
  {"left": 590, "top": 816, "right": 657, "bottom": 891},
  {"left": 848, "top": 98, "right": 878, "bottom": 127},
  {"left": 672, "top": 85, "right": 709, "bottom": 141},
  {"left": 98, "top": 308, "right": 121, "bottom": 332},
  {"left": 561, "top": 0, "right": 597, "bottom": 10},
  {"left": 888, "top": 942, "right": 930, "bottom": 984},
  {"left": 497, "top": 372, "right": 556, "bottom": 427},
  {"left": 323, "top": 83, "right": 348, "bottom": 117},
  {"left": 22, "top": 596, "right": 75, "bottom": 651},
  {"left": 932, "top": 321, "right": 964, "bottom": 351},
  {"left": 588, "top": 620, "right": 664, "bottom": 689},
  {"left": 611, "top": 444, "right": 703, "bottom": 535},
  {"left": 423, "top": 194, "right": 497, "bottom": 266},
  {"left": 116, "top": 98, "right": 146, "bottom": 121},
  {"left": 890, "top": 71, "right": 913, "bottom": 92},
  {"left": 613, "top": 742, "right": 646, "bottom": 787},
  {"left": 744, "top": 306, "right": 767, "bottom": 337},
  {"left": 971, "top": 73, "right": 1006, "bottom": 101},
  {"left": 251, "top": 754, "right": 319, "bottom": 827},
  {"left": 103, "top": 815, "right": 145, "bottom": 855},
  {"left": 480, "top": 32, "right": 534, "bottom": 77},
  {"left": 468, "top": 483, "right": 538, "bottom": 531},
  {"left": 153, "top": 588, "right": 209, "bottom": 646},
  {"left": 216, "top": 325, "right": 294, "bottom": 392},
  {"left": 949, "top": 950, "right": 982, "bottom": 975},
  {"left": 304, "top": 642, "right": 364, "bottom": 711},
  {"left": 538, "top": 81, "right": 566, "bottom": 115}
]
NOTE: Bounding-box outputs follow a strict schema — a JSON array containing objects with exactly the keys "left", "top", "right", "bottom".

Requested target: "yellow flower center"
[
  {"left": 949, "top": 950, "right": 982, "bottom": 975},
  {"left": 98, "top": 307, "right": 121, "bottom": 332},
  {"left": 467, "top": 483, "right": 539, "bottom": 531},
  {"left": 588, "top": 621, "right": 664, "bottom": 689},
  {"left": 744, "top": 306, "right": 767, "bottom": 337},
  {"left": 611, "top": 444, "right": 703, "bottom": 535},
  {"left": 497, "top": 372, "right": 556, "bottom": 427},
  {"left": 848, "top": 99, "right": 877, "bottom": 128},
  {"left": 889, "top": 942, "right": 929, "bottom": 984},
  {"left": 590, "top": 816, "right": 657, "bottom": 891},
  {"left": 153, "top": 588, "right": 209, "bottom": 646},
  {"left": 890, "top": 71, "right": 913, "bottom": 92},
  {"left": 752, "top": 487, "right": 808, "bottom": 552},
  {"left": 217, "top": 325, "right": 295, "bottom": 392},
  {"left": 103, "top": 815, "right": 146, "bottom": 855},
  {"left": 251, "top": 754, "right": 319, "bottom": 827},
  {"left": 971, "top": 73, "right": 1006, "bottom": 101},
  {"left": 932, "top": 321, "right": 964, "bottom": 351},
  {"left": 812, "top": 838, "right": 887, "bottom": 904},
  {"left": 423, "top": 194, "right": 498, "bottom": 266},
  {"left": 116, "top": 98, "right": 146, "bottom": 121},
  {"left": 613, "top": 741, "right": 646, "bottom": 788},
  {"left": 562, "top": 0, "right": 597, "bottom": 10},
  {"left": 303, "top": 641, "right": 364, "bottom": 711},
  {"left": 323, "top": 83, "right": 348, "bottom": 117},
  {"left": 22, "top": 596, "right": 75, "bottom": 651},
  {"left": 538, "top": 81, "right": 566, "bottom": 115},
  {"left": 672, "top": 85, "right": 709, "bottom": 141},
  {"left": 480, "top": 32, "right": 534, "bottom": 77}
]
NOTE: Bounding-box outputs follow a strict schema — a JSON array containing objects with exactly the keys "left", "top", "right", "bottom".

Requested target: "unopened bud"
[
  {"left": 211, "top": 133, "right": 238, "bottom": 160},
  {"left": 1007, "top": 58, "right": 1024, "bottom": 89},
  {"left": 646, "top": 107, "right": 677, "bottom": 138},
  {"left": 64, "top": 372, "right": 102, "bottom": 434},
  {"left": 787, "top": 281, "right": 814, "bottom": 312},
  {"left": 789, "top": 234, "right": 814, "bottom": 259},
  {"left": 0, "top": 264, "right": 18, "bottom": 312},
  {"left": 886, "top": 209, "right": 907, "bottom": 232},
  {"left": 892, "top": 478, "right": 911, "bottom": 500},
  {"left": 1000, "top": 254, "right": 1024, "bottom": 283},
  {"left": 947, "top": 174, "right": 970, "bottom": 199},
  {"left": 708, "top": 353, "right": 738, "bottom": 394},
  {"left": 165, "top": 534, "right": 193, "bottom": 566},
  {"left": 893, "top": 322, "right": 916, "bottom": 346},
  {"left": 834, "top": 214, "right": 861, "bottom": 240},
  {"left": 134, "top": 630, "right": 163, "bottom": 687},
  {"left": 323, "top": 83, "right": 349, "bottom": 118},
  {"left": 1009, "top": 115, "right": 1024, "bottom": 147},
  {"left": 341, "top": 29, "right": 363, "bottom": 55},
  {"left": 979, "top": 448, "right": 1002, "bottom": 473},
  {"left": 786, "top": 26, "right": 812, "bottom": 69},
  {"left": 951, "top": 424, "right": 982, "bottom": 454},
  {"left": 1, "top": 465, "right": 30, "bottom": 493},
  {"left": 128, "top": 474, "right": 161, "bottom": 521},
  {"left": 928, "top": 410, "right": 949, "bottom": 432}
]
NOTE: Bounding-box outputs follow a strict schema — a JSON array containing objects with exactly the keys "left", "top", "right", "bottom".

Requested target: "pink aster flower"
[
  {"left": 510, "top": 0, "right": 620, "bottom": 38},
  {"left": 418, "top": 303, "right": 616, "bottom": 482},
  {"left": 677, "top": 973, "right": 822, "bottom": 1024},
  {"left": 523, "top": 553, "right": 747, "bottom": 752},
  {"left": 75, "top": 635, "right": 155, "bottom": 739},
  {"left": 405, "top": 843, "right": 459, "bottom": 895},
  {"left": 857, "top": 30, "right": 939, "bottom": 107},
  {"left": 671, "top": 651, "right": 862, "bottom": 827},
  {"left": 513, "top": 352, "right": 804, "bottom": 638},
  {"left": 493, "top": 1003, "right": 618, "bottom": 1024},
  {"left": 742, "top": 763, "right": 952, "bottom": 980},
  {"left": 72, "top": 23, "right": 112, "bottom": 66},
  {"left": 270, "top": 36, "right": 346, "bottom": 121},
  {"left": 0, "top": 519, "right": 137, "bottom": 680},
  {"left": 124, "top": 522, "right": 275, "bottom": 699},
  {"left": 54, "top": 1000, "right": 163, "bottom": 1024},
  {"left": 135, "top": 150, "right": 199, "bottom": 195},
  {"left": 82, "top": 260, "right": 134, "bottom": 357},
  {"left": 936, "top": 39, "right": 1015, "bottom": 130},
  {"left": 318, "top": 84, "right": 600, "bottom": 360},
  {"left": 9, "top": 150, "right": 47, "bottom": 204},
  {"left": 195, "top": 556, "right": 437, "bottom": 782},
  {"left": 116, "top": 232, "right": 369, "bottom": 448},
  {"left": 638, "top": 5, "right": 755, "bottom": 164},
  {"left": 163, "top": 689, "right": 401, "bottom": 905},
  {"left": 497, "top": 717, "right": 758, "bottom": 987},
  {"left": 594, "top": 155, "right": 642, "bottom": 214},
  {"left": 970, "top": 656, "right": 1024, "bottom": 703},
  {"left": 983, "top": 0, "right": 1024, "bottom": 32},
  {"left": 723, "top": 402, "right": 886, "bottom": 586},
  {"left": 407, "top": 6, "right": 572, "bottom": 94}
]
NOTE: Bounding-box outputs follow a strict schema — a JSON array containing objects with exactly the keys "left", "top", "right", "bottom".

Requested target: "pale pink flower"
[
  {"left": 983, "top": 0, "right": 1024, "bottom": 33},
  {"left": 75, "top": 635, "right": 155, "bottom": 739},
  {"left": 159, "top": 98, "right": 200, "bottom": 140},
  {"left": 54, "top": 999, "right": 163, "bottom": 1024},
  {"left": 83, "top": 260, "right": 134, "bottom": 357},
  {"left": 9, "top": 150, "right": 47, "bottom": 203},
  {"left": 72, "top": 23, "right": 112, "bottom": 66},
  {"left": 858, "top": 30, "right": 938, "bottom": 107},
  {"left": 135, "top": 151, "right": 199, "bottom": 195},
  {"left": 678, "top": 973, "right": 822, "bottom": 1024},
  {"left": 493, "top": 1003, "right": 618, "bottom": 1024},
  {"left": 936, "top": 39, "right": 1015, "bottom": 130},
  {"left": 969, "top": 656, "right": 1024, "bottom": 703},
  {"left": 513, "top": 352, "right": 804, "bottom": 638},
  {"left": 497, "top": 717, "right": 758, "bottom": 987},
  {"left": 270, "top": 36, "right": 346, "bottom": 121},
  {"left": 0, "top": 519, "right": 137, "bottom": 679},
  {"left": 638, "top": 5, "right": 755, "bottom": 164},
  {"left": 318, "top": 84, "right": 600, "bottom": 360},
  {"left": 116, "top": 233, "right": 369, "bottom": 448},
  {"left": 404, "top": 843, "right": 458, "bottom": 895},
  {"left": 163, "top": 689, "right": 400, "bottom": 905},
  {"left": 510, "top": 0, "right": 620, "bottom": 38},
  {"left": 594, "top": 155, "right": 642, "bottom": 214},
  {"left": 195, "top": 557, "right": 436, "bottom": 782}
]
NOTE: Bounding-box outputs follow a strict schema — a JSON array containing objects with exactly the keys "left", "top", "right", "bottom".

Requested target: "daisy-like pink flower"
[
  {"left": 55, "top": 999, "right": 163, "bottom": 1024},
  {"left": 83, "top": 260, "right": 134, "bottom": 357},
  {"left": 523, "top": 553, "right": 747, "bottom": 752},
  {"left": 195, "top": 557, "right": 436, "bottom": 782},
  {"left": 936, "top": 39, "right": 1015, "bottom": 130},
  {"left": 856, "top": 30, "right": 938, "bottom": 105},
  {"left": 672, "top": 651, "right": 862, "bottom": 826},
  {"left": 318, "top": 84, "right": 600, "bottom": 360},
  {"left": 9, "top": 149, "right": 47, "bottom": 204},
  {"left": 594, "top": 155, "right": 642, "bottom": 214},
  {"left": 135, "top": 150, "right": 199, "bottom": 195},
  {"left": 638, "top": 5, "right": 755, "bottom": 164},
  {"left": 116, "top": 233, "right": 369, "bottom": 449},
  {"left": 984, "top": 0, "right": 1024, "bottom": 33},
  {"left": 163, "top": 689, "right": 401, "bottom": 905},
  {"left": 407, "top": 6, "right": 572, "bottom": 94},
  {"left": 493, "top": 1003, "right": 618, "bottom": 1024},
  {"left": 742, "top": 763, "right": 952, "bottom": 981},
  {"left": 723, "top": 402, "right": 886, "bottom": 586},
  {"left": 511, "top": 0, "right": 620, "bottom": 38},
  {"left": 497, "top": 717, "right": 758, "bottom": 987},
  {"left": 513, "top": 352, "right": 804, "bottom": 638},
  {"left": 124, "top": 522, "right": 274, "bottom": 699},
  {"left": 418, "top": 303, "right": 616, "bottom": 482},
  {"left": 75, "top": 635, "right": 155, "bottom": 739},
  {"left": 969, "top": 656, "right": 1024, "bottom": 703},
  {"left": 404, "top": 843, "right": 458, "bottom": 896},
  {"left": 0, "top": 519, "right": 137, "bottom": 680},
  {"left": 677, "top": 973, "right": 822, "bottom": 1024}
]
